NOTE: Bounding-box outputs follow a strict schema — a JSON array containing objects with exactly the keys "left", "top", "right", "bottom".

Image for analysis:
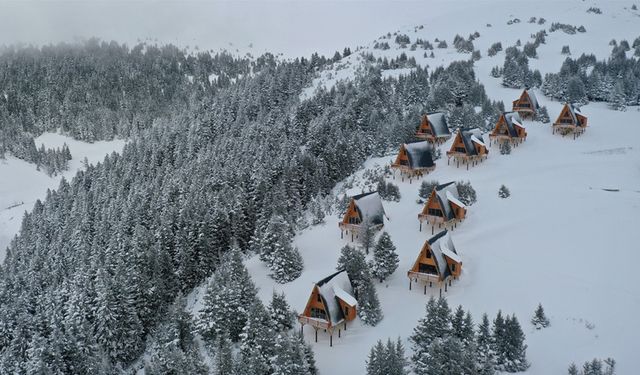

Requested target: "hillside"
[
  {"left": 1, "top": 1, "right": 639, "bottom": 374},
  {"left": 223, "top": 1, "right": 640, "bottom": 374}
]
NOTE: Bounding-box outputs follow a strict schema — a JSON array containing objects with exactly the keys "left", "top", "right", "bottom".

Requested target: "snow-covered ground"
[
  {"left": 239, "top": 2, "right": 640, "bottom": 374},
  {"left": 0, "top": 133, "right": 126, "bottom": 262}
]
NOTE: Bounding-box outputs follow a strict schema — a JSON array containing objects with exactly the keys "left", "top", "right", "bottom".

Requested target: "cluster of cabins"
[{"left": 298, "top": 89, "right": 589, "bottom": 345}]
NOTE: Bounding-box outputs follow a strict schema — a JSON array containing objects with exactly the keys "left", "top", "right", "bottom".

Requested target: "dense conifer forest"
[{"left": 0, "top": 39, "right": 504, "bottom": 372}]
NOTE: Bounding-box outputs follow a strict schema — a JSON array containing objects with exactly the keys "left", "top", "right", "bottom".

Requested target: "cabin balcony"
[
  {"left": 418, "top": 213, "right": 449, "bottom": 224},
  {"left": 298, "top": 315, "right": 332, "bottom": 330},
  {"left": 391, "top": 163, "right": 436, "bottom": 176},
  {"left": 407, "top": 270, "right": 442, "bottom": 283}
]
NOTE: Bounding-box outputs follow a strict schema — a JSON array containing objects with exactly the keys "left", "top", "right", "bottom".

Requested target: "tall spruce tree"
[{"left": 371, "top": 232, "right": 399, "bottom": 282}]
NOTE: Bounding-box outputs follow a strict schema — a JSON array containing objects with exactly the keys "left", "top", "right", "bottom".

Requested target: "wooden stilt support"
[
  {"left": 432, "top": 225, "right": 434, "bottom": 235},
  {"left": 409, "top": 279, "right": 412, "bottom": 290},
  {"left": 300, "top": 324, "right": 304, "bottom": 337},
  {"left": 341, "top": 230, "right": 343, "bottom": 239},
  {"left": 424, "top": 285, "right": 427, "bottom": 295},
  {"left": 338, "top": 329, "right": 341, "bottom": 338},
  {"left": 445, "top": 282, "right": 448, "bottom": 292},
  {"left": 419, "top": 221, "right": 422, "bottom": 232},
  {"left": 315, "top": 329, "right": 318, "bottom": 343},
  {"left": 330, "top": 334, "right": 333, "bottom": 347},
  {"left": 429, "top": 281, "right": 432, "bottom": 287},
  {"left": 439, "top": 288, "right": 442, "bottom": 297}
]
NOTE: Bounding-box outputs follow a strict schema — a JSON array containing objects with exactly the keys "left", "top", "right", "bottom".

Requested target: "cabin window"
[
  {"left": 425, "top": 250, "right": 431, "bottom": 258},
  {"left": 423, "top": 127, "right": 433, "bottom": 135},
  {"left": 316, "top": 293, "right": 322, "bottom": 302},
  {"left": 519, "top": 103, "right": 530, "bottom": 108},
  {"left": 560, "top": 118, "right": 573, "bottom": 124},
  {"left": 454, "top": 146, "right": 466, "bottom": 153},
  {"left": 348, "top": 217, "right": 360, "bottom": 225},
  {"left": 418, "top": 263, "right": 438, "bottom": 275},
  {"left": 310, "top": 308, "right": 327, "bottom": 320},
  {"left": 400, "top": 159, "right": 409, "bottom": 166},
  {"left": 451, "top": 264, "right": 456, "bottom": 272},
  {"left": 428, "top": 208, "right": 443, "bottom": 217},
  {"left": 344, "top": 306, "right": 349, "bottom": 317}
]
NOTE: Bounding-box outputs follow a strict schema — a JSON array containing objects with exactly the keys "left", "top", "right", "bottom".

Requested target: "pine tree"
[
  {"left": 535, "top": 106, "right": 550, "bottom": 123},
  {"left": 371, "top": 232, "right": 399, "bottom": 282},
  {"left": 419, "top": 180, "right": 439, "bottom": 199},
  {"left": 498, "top": 185, "right": 510, "bottom": 198},
  {"left": 366, "top": 340, "right": 387, "bottom": 375},
  {"left": 531, "top": 303, "right": 550, "bottom": 329},
  {"left": 357, "top": 276, "right": 383, "bottom": 326},
  {"left": 239, "top": 301, "right": 276, "bottom": 374},
  {"left": 608, "top": 80, "right": 627, "bottom": 111},
  {"left": 476, "top": 314, "right": 496, "bottom": 375},
  {"left": 456, "top": 181, "right": 477, "bottom": 206},
  {"left": 269, "top": 243, "right": 304, "bottom": 283},
  {"left": 500, "top": 141, "right": 512, "bottom": 155},
  {"left": 213, "top": 333, "right": 235, "bottom": 375},
  {"left": 568, "top": 363, "right": 579, "bottom": 375},
  {"left": 337, "top": 245, "right": 369, "bottom": 289},
  {"left": 499, "top": 315, "right": 529, "bottom": 372},
  {"left": 410, "top": 296, "right": 452, "bottom": 369},
  {"left": 269, "top": 291, "right": 295, "bottom": 332},
  {"left": 359, "top": 218, "right": 376, "bottom": 254}
]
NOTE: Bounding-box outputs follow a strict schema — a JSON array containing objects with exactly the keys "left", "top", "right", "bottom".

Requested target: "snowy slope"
[
  {"left": 0, "top": 133, "right": 126, "bottom": 262},
  {"left": 236, "top": 2, "right": 640, "bottom": 374}
]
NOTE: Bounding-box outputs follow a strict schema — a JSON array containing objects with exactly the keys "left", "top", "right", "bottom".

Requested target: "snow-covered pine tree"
[
  {"left": 415, "top": 336, "right": 465, "bottom": 375},
  {"left": 336, "top": 245, "right": 369, "bottom": 289},
  {"left": 212, "top": 333, "right": 235, "bottom": 375},
  {"left": 568, "top": 363, "right": 579, "bottom": 375},
  {"left": 239, "top": 301, "right": 276, "bottom": 372},
  {"left": 456, "top": 181, "right": 477, "bottom": 206},
  {"left": 499, "top": 185, "right": 511, "bottom": 198},
  {"left": 359, "top": 218, "right": 376, "bottom": 254},
  {"left": 499, "top": 315, "right": 530, "bottom": 372},
  {"left": 410, "top": 296, "right": 452, "bottom": 370},
  {"left": 357, "top": 273, "right": 383, "bottom": 326},
  {"left": 366, "top": 340, "right": 386, "bottom": 375},
  {"left": 366, "top": 338, "right": 409, "bottom": 375},
  {"left": 535, "top": 105, "right": 550, "bottom": 123},
  {"left": 372, "top": 232, "right": 399, "bottom": 282},
  {"left": 608, "top": 80, "right": 627, "bottom": 111},
  {"left": 476, "top": 313, "right": 496, "bottom": 375},
  {"left": 198, "top": 250, "right": 258, "bottom": 342},
  {"left": 269, "top": 243, "right": 304, "bottom": 283},
  {"left": 500, "top": 141, "right": 512, "bottom": 155},
  {"left": 269, "top": 291, "right": 295, "bottom": 332},
  {"left": 531, "top": 303, "right": 550, "bottom": 329},
  {"left": 419, "top": 180, "right": 439, "bottom": 199}
]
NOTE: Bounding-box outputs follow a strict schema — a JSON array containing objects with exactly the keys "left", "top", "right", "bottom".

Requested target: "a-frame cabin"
[
  {"left": 298, "top": 270, "right": 357, "bottom": 346},
  {"left": 339, "top": 191, "right": 386, "bottom": 240},
  {"left": 418, "top": 182, "right": 467, "bottom": 233},
  {"left": 446, "top": 129, "right": 488, "bottom": 169},
  {"left": 489, "top": 111, "right": 527, "bottom": 146},
  {"left": 416, "top": 112, "right": 451, "bottom": 144},
  {"left": 552, "top": 103, "right": 588, "bottom": 138},
  {"left": 391, "top": 141, "right": 436, "bottom": 180},
  {"left": 512, "top": 89, "right": 540, "bottom": 118},
  {"left": 408, "top": 230, "right": 462, "bottom": 296}
]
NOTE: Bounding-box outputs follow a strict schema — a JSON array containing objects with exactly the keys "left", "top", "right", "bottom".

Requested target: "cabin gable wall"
[
  {"left": 303, "top": 286, "right": 329, "bottom": 319},
  {"left": 342, "top": 200, "right": 361, "bottom": 224},
  {"left": 422, "top": 191, "right": 445, "bottom": 217},
  {"left": 337, "top": 298, "right": 357, "bottom": 321},
  {"left": 449, "top": 133, "right": 467, "bottom": 154}
]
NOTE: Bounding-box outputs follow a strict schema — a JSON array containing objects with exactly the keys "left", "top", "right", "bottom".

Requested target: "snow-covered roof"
[
  {"left": 471, "top": 135, "right": 486, "bottom": 147},
  {"left": 527, "top": 89, "right": 539, "bottom": 109},
  {"left": 426, "top": 112, "right": 450, "bottom": 137},
  {"left": 353, "top": 191, "right": 385, "bottom": 225},
  {"left": 503, "top": 112, "right": 523, "bottom": 137},
  {"left": 316, "top": 270, "right": 357, "bottom": 325},
  {"left": 403, "top": 141, "right": 435, "bottom": 169},
  {"left": 459, "top": 129, "right": 485, "bottom": 156},
  {"left": 434, "top": 182, "right": 460, "bottom": 220},
  {"left": 445, "top": 190, "right": 466, "bottom": 209},
  {"left": 567, "top": 103, "right": 585, "bottom": 126},
  {"left": 426, "top": 230, "right": 461, "bottom": 278}
]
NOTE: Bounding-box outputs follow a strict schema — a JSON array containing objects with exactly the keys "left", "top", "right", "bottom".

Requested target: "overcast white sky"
[{"left": 0, "top": 0, "right": 474, "bottom": 57}]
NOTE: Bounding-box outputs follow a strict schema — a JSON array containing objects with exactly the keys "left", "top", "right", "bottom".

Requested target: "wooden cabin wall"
[
  {"left": 303, "top": 286, "right": 328, "bottom": 317},
  {"left": 445, "top": 258, "right": 462, "bottom": 278},
  {"left": 394, "top": 145, "right": 410, "bottom": 166},
  {"left": 342, "top": 200, "right": 360, "bottom": 224},
  {"left": 422, "top": 191, "right": 444, "bottom": 216},
  {"left": 337, "top": 299, "right": 357, "bottom": 321},
  {"left": 410, "top": 244, "right": 438, "bottom": 272},
  {"left": 449, "top": 133, "right": 467, "bottom": 154}
]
